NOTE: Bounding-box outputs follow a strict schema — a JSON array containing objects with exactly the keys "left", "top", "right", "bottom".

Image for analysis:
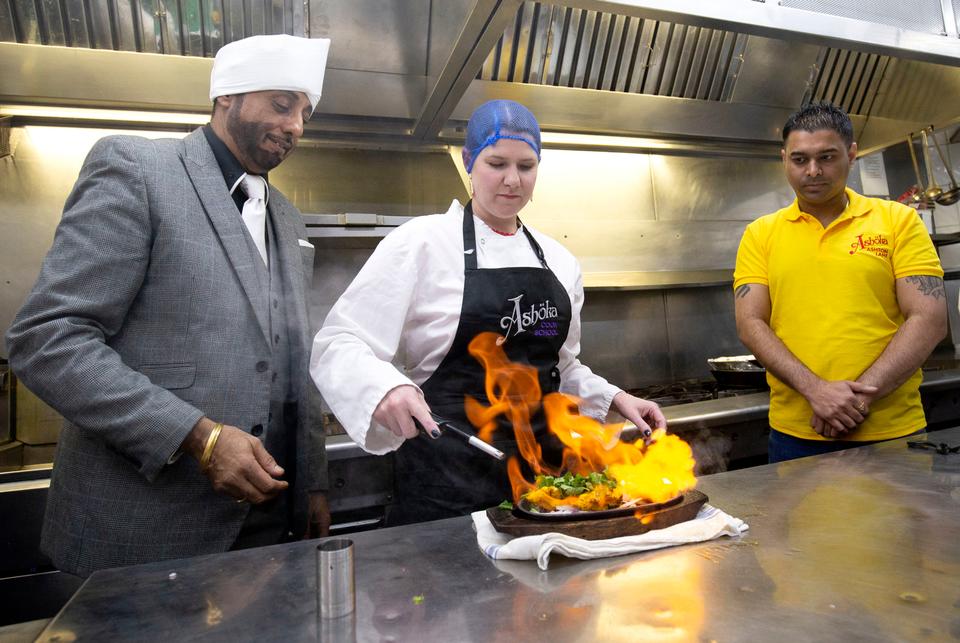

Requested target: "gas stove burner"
[
  {"left": 627, "top": 380, "right": 716, "bottom": 407},
  {"left": 648, "top": 390, "right": 714, "bottom": 407},
  {"left": 628, "top": 379, "right": 766, "bottom": 407}
]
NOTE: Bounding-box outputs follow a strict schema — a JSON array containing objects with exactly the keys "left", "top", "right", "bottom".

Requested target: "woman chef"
[{"left": 310, "top": 100, "right": 665, "bottom": 525}]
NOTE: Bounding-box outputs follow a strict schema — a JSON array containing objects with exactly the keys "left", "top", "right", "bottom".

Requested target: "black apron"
[{"left": 387, "top": 202, "right": 572, "bottom": 526}]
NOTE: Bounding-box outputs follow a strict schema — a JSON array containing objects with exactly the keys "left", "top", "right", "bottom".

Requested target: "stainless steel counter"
[
  {"left": 37, "top": 428, "right": 960, "bottom": 642},
  {"left": 919, "top": 366, "right": 960, "bottom": 392}
]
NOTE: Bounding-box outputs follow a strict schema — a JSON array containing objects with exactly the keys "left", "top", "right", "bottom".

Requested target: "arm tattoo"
[
  {"left": 735, "top": 284, "right": 752, "bottom": 299},
  {"left": 905, "top": 275, "right": 945, "bottom": 300}
]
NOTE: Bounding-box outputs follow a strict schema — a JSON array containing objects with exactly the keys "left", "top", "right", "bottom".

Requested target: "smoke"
[{"left": 682, "top": 429, "right": 733, "bottom": 475}]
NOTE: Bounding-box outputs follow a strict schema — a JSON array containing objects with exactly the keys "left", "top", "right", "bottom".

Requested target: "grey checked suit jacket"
[{"left": 5, "top": 128, "right": 327, "bottom": 577}]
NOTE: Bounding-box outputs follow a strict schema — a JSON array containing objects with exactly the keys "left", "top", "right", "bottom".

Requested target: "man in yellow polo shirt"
[{"left": 733, "top": 102, "right": 947, "bottom": 462}]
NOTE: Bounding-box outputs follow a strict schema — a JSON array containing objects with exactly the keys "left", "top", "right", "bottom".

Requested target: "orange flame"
[
  {"left": 465, "top": 332, "right": 549, "bottom": 476},
  {"left": 465, "top": 331, "right": 697, "bottom": 513}
]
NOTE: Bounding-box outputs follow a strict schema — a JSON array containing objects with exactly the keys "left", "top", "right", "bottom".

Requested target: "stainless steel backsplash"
[{"left": 3, "top": 123, "right": 950, "bottom": 393}]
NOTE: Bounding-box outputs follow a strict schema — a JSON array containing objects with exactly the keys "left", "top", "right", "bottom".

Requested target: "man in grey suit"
[{"left": 5, "top": 34, "right": 332, "bottom": 577}]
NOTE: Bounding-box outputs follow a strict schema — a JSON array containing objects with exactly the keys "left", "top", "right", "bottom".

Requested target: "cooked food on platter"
[
  {"left": 522, "top": 471, "right": 623, "bottom": 512},
  {"left": 515, "top": 470, "right": 684, "bottom": 522}
]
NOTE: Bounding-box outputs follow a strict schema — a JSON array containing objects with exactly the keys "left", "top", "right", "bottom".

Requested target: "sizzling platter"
[
  {"left": 487, "top": 489, "right": 708, "bottom": 540},
  {"left": 513, "top": 470, "right": 683, "bottom": 521},
  {"left": 514, "top": 493, "right": 684, "bottom": 522}
]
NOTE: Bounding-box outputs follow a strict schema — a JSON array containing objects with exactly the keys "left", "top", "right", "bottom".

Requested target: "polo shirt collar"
[{"left": 782, "top": 187, "right": 872, "bottom": 222}]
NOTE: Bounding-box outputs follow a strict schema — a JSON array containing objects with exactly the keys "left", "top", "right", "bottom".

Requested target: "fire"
[
  {"left": 465, "top": 332, "right": 549, "bottom": 477},
  {"left": 466, "top": 332, "right": 697, "bottom": 513}
]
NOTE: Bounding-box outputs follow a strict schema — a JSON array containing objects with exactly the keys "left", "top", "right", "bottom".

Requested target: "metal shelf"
[
  {"left": 582, "top": 269, "right": 734, "bottom": 291},
  {"left": 305, "top": 227, "right": 403, "bottom": 239},
  {"left": 301, "top": 213, "right": 734, "bottom": 290},
  {"left": 303, "top": 213, "right": 413, "bottom": 239},
  {"left": 932, "top": 232, "right": 960, "bottom": 248},
  {"left": 302, "top": 221, "right": 736, "bottom": 289}
]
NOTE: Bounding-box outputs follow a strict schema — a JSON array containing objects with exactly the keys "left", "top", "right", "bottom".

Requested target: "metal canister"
[{"left": 316, "top": 538, "right": 355, "bottom": 619}]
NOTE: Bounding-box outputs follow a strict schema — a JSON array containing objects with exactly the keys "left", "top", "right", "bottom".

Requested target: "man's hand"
[
  {"left": 182, "top": 418, "right": 288, "bottom": 503},
  {"left": 812, "top": 274, "right": 946, "bottom": 438},
  {"left": 806, "top": 380, "right": 877, "bottom": 437},
  {"left": 304, "top": 491, "right": 331, "bottom": 539},
  {"left": 373, "top": 385, "right": 438, "bottom": 440},
  {"left": 612, "top": 392, "right": 666, "bottom": 440}
]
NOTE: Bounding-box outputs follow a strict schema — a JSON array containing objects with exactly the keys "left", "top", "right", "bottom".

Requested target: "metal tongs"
[
  {"left": 907, "top": 440, "right": 960, "bottom": 455},
  {"left": 413, "top": 414, "right": 505, "bottom": 460}
]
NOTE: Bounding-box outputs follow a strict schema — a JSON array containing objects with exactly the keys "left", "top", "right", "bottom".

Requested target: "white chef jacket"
[{"left": 310, "top": 200, "right": 622, "bottom": 454}]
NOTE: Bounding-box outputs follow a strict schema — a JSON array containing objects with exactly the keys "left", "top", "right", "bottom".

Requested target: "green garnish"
[
  {"left": 412, "top": 595, "right": 424, "bottom": 605},
  {"left": 534, "top": 471, "right": 617, "bottom": 498},
  {"left": 498, "top": 500, "right": 514, "bottom": 510}
]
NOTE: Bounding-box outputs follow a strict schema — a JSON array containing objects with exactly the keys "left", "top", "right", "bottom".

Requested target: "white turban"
[{"left": 209, "top": 35, "right": 331, "bottom": 112}]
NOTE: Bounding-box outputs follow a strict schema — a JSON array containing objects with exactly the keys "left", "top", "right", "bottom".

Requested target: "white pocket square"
[{"left": 298, "top": 239, "right": 315, "bottom": 249}]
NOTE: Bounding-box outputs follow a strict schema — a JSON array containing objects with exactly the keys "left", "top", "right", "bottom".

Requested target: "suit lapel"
[
  {"left": 269, "top": 190, "right": 311, "bottom": 358},
  {"left": 179, "top": 129, "right": 271, "bottom": 345}
]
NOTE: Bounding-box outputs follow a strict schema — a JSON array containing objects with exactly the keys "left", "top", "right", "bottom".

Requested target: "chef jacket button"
[
  {"left": 273, "top": 299, "right": 279, "bottom": 309},
  {"left": 272, "top": 372, "right": 278, "bottom": 383},
  {"left": 251, "top": 424, "right": 264, "bottom": 437},
  {"left": 551, "top": 367, "right": 560, "bottom": 379},
  {"left": 256, "top": 361, "right": 269, "bottom": 373},
  {"left": 274, "top": 334, "right": 280, "bottom": 345}
]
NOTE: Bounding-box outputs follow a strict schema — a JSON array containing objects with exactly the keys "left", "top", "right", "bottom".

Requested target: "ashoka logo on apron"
[{"left": 498, "top": 294, "right": 560, "bottom": 345}]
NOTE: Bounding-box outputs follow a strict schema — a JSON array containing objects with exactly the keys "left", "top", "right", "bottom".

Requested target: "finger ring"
[
  {"left": 855, "top": 401, "right": 866, "bottom": 413},
  {"left": 236, "top": 498, "right": 246, "bottom": 504}
]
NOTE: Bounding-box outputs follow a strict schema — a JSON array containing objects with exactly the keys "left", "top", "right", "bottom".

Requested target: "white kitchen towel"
[{"left": 472, "top": 504, "right": 748, "bottom": 571}]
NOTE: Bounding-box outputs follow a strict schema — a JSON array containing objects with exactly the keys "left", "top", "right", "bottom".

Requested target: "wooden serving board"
[{"left": 486, "top": 489, "right": 708, "bottom": 540}]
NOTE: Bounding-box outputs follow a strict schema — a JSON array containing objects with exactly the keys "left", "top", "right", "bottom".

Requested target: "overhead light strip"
[
  {"left": 0, "top": 105, "right": 209, "bottom": 126},
  {"left": 538, "top": 131, "right": 781, "bottom": 157},
  {"left": 540, "top": 131, "right": 674, "bottom": 150}
]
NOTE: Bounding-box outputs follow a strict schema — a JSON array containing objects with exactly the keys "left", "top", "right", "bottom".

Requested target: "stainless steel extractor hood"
[{"left": 2, "top": 0, "right": 960, "bottom": 155}]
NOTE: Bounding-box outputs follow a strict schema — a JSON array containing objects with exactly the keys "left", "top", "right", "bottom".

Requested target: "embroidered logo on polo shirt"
[
  {"left": 498, "top": 294, "right": 560, "bottom": 345},
  {"left": 849, "top": 233, "right": 889, "bottom": 257}
]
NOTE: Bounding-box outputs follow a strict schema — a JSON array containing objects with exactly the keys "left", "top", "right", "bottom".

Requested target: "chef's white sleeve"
[
  {"left": 310, "top": 228, "right": 420, "bottom": 454},
  {"left": 557, "top": 265, "right": 622, "bottom": 420}
]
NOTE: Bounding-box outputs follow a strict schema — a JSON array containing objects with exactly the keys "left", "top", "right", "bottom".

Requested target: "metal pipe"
[
  {"left": 920, "top": 128, "right": 943, "bottom": 201},
  {"left": 905, "top": 135, "right": 924, "bottom": 204}
]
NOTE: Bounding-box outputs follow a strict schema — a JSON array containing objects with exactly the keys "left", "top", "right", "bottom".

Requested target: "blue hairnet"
[{"left": 463, "top": 100, "right": 541, "bottom": 173}]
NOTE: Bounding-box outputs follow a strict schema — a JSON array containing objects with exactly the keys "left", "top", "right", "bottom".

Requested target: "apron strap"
[
  {"left": 463, "top": 201, "right": 479, "bottom": 271},
  {"left": 462, "top": 201, "right": 550, "bottom": 271},
  {"left": 518, "top": 218, "right": 549, "bottom": 270}
]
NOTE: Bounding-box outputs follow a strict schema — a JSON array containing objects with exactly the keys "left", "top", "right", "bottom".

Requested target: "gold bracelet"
[{"left": 199, "top": 422, "right": 224, "bottom": 472}]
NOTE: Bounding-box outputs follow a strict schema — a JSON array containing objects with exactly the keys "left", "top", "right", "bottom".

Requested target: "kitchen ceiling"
[
  {"left": 2, "top": 0, "right": 960, "bottom": 154},
  {"left": 0, "top": 0, "right": 305, "bottom": 54}
]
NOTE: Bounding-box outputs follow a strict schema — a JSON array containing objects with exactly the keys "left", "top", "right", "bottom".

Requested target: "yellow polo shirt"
[{"left": 734, "top": 188, "right": 943, "bottom": 441}]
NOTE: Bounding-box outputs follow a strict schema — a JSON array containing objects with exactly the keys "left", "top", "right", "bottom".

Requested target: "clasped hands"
[{"left": 806, "top": 380, "right": 878, "bottom": 438}]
